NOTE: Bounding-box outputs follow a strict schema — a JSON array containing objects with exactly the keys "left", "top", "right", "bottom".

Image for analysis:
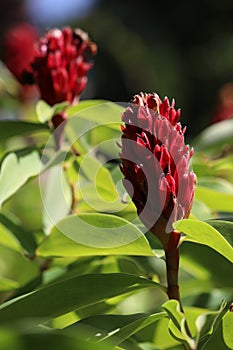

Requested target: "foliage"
[{"left": 0, "top": 57, "right": 233, "bottom": 350}]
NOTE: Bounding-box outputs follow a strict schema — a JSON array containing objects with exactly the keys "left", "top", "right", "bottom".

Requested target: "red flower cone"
[
  {"left": 22, "top": 27, "right": 97, "bottom": 106},
  {"left": 3, "top": 22, "right": 39, "bottom": 83},
  {"left": 120, "top": 92, "right": 196, "bottom": 249}
]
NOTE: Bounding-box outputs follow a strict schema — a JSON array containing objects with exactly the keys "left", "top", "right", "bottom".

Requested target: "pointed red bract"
[
  {"left": 22, "top": 27, "right": 97, "bottom": 106},
  {"left": 120, "top": 92, "right": 196, "bottom": 242}
]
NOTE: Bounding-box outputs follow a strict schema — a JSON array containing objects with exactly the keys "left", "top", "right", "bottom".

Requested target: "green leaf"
[
  {"left": 0, "top": 121, "right": 49, "bottom": 144},
  {"left": 0, "top": 278, "right": 19, "bottom": 292},
  {"left": 0, "top": 212, "right": 37, "bottom": 255},
  {"left": 36, "top": 100, "right": 69, "bottom": 123},
  {"left": 200, "top": 311, "right": 233, "bottom": 350},
  {"left": 67, "top": 312, "right": 166, "bottom": 347},
  {"left": 0, "top": 150, "right": 41, "bottom": 207},
  {"left": 40, "top": 165, "right": 72, "bottom": 232},
  {"left": 162, "top": 300, "right": 195, "bottom": 348},
  {"left": 206, "top": 220, "right": 233, "bottom": 248},
  {"left": 192, "top": 119, "right": 233, "bottom": 152},
  {"left": 0, "top": 273, "right": 158, "bottom": 327},
  {"left": 0, "top": 245, "right": 39, "bottom": 292},
  {"left": 0, "top": 327, "right": 113, "bottom": 350},
  {"left": 195, "top": 186, "right": 233, "bottom": 212},
  {"left": 180, "top": 241, "right": 233, "bottom": 290},
  {"left": 195, "top": 300, "right": 227, "bottom": 341},
  {"left": 174, "top": 219, "right": 233, "bottom": 263},
  {"left": 134, "top": 317, "right": 181, "bottom": 348},
  {"left": 76, "top": 155, "right": 131, "bottom": 213},
  {"left": 36, "top": 100, "right": 53, "bottom": 123},
  {"left": 197, "top": 177, "right": 233, "bottom": 194},
  {"left": 66, "top": 100, "right": 124, "bottom": 131},
  {"left": 37, "top": 213, "right": 155, "bottom": 257},
  {"left": 77, "top": 155, "right": 118, "bottom": 201},
  {"left": 191, "top": 200, "right": 213, "bottom": 221}
]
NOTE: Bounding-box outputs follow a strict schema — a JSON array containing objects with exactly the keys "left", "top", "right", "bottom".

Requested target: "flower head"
[
  {"left": 120, "top": 92, "right": 196, "bottom": 246},
  {"left": 22, "top": 26, "right": 97, "bottom": 106},
  {"left": 3, "top": 22, "right": 39, "bottom": 83}
]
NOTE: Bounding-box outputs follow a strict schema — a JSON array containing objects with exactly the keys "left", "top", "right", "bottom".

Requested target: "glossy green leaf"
[
  {"left": 180, "top": 240, "right": 233, "bottom": 290},
  {"left": 197, "top": 177, "right": 233, "bottom": 194},
  {"left": 195, "top": 300, "right": 227, "bottom": 341},
  {"left": 0, "top": 277, "right": 19, "bottom": 292},
  {"left": 41, "top": 165, "right": 72, "bottom": 232},
  {"left": 77, "top": 155, "right": 118, "bottom": 200},
  {"left": 0, "top": 61, "right": 20, "bottom": 95},
  {"left": 0, "top": 245, "right": 39, "bottom": 292},
  {"left": 0, "top": 150, "right": 41, "bottom": 207},
  {"left": 174, "top": 219, "right": 233, "bottom": 263},
  {"left": 0, "top": 213, "right": 37, "bottom": 255},
  {"left": 67, "top": 312, "right": 166, "bottom": 347},
  {"left": 0, "top": 273, "right": 158, "bottom": 327},
  {"left": 36, "top": 100, "right": 53, "bottom": 123},
  {"left": 0, "top": 327, "right": 113, "bottom": 350},
  {"left": 162, "top": 300, "right": 195, "bottom": 348},
  {"left": 206, "top": 220, "right": 233, "bottom": 248},
  {"left": 134, "top": 317, "right": 181, "bottom": 348},
  {"left": 192, "top": 119, "right": 233, "bottom": 151},
  {"left": 195, "top": 186, "right": 233, "bottom": 212},
  {"left": 191, "top": 199, "right": 213, "bottom": 221},
  {"left": 0, "top": 121, "right": 49, "bottom": 144},
  {"left": 37, "top": 213, "right": 155, "bottom": 257},
  {"left": 67, "top": 100, "right": 124, "bottom": 129},
  {"left": 67, "top": 99, "right": 108, "bottom": 116},
  {"left": 200, "top": 311, "right": 233, "bottom": 350}
]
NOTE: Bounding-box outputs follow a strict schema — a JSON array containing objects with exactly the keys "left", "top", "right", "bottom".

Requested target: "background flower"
[{"left": 22, "top": 26, "right": 97, "bottom": 106}]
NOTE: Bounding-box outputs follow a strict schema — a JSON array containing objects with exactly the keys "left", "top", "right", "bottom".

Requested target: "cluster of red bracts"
[
  {"left": 120, "top": 92, "right": 196, "bottom": 243},
  {"left": 22, "top": 27, "right": 97, "bottom": 106},
  {"left": 3, "top": 23, "right": 39, "bottom": 83}
]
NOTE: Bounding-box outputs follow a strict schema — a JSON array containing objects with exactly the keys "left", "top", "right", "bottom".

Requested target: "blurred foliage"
[
  {"left": 74, "top": 0, "right": 233, "bottom": 139},
  {"left": 0, "top": 2, "right": 233, "bottom": 348}
]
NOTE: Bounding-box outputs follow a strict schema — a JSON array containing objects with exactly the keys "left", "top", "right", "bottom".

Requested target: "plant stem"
[
  {"left": 165, "top": 230, "right": 183, "bottom": 310},
  {"left": 165, "top": 230, "right": 195, "bottom": 349}
]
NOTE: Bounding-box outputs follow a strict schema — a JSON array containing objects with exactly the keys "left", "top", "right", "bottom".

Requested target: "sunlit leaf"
[
  {"left": 37, "top": 213, "right": 155, "bottom": 257},
  {"left": 0, "top": 121, "right": 49, "bottom": 144},
  {"left": 192, "top": 119, "right": 233, "bottom": 152},
  {"left": 0, "top": 212, "right": 37, "bottom": 255},
  {"left": 175, "top": 219, "right": 233, "bottom": 263},
  {"left": 0, "top": 245, "right": 39, "bottom": 292},
  {"left": 0, "top": 273, "right": 159, "bottom": 327},
  {"left": 0, "top": 150, "right": 41, "bottom": 207},
  {"left": 195, "top": 186, "right": 233, "bottom": 212},
  {"left": 36, "top": 100, "right": 53, "bottom": 123},
  {"left": 67, "top": 312, "right": 166, "bottom": 347}
]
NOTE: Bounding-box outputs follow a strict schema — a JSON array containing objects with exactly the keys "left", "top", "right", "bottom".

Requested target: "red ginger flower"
[
  {"left": 120, "top": 92, "right": 196, "bottom": 248},
  {"left": 22, "top": 26, "right": 97, "bottom": 106},
  {"left": 2, "top": 23, "right": 39, "bottom": 83}
]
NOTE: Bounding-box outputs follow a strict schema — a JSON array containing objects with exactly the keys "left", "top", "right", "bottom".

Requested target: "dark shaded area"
[
  {"left": 1, "top": 0, "right": 233, "bottom": 139},
  {"left": 77, "top": 0, "right": 233, "bottom": 139}
]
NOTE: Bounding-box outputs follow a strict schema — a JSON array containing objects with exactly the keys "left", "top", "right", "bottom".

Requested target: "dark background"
[{"left": 1, "top": 0, "right": 233, "bottom": 140}]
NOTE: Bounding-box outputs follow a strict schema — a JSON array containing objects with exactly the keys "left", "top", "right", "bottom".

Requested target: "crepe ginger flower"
[
  {"left": 3, "top": 22, "right": 39, "bottom": 83},
  {"left": 22, "top": 26, "right": 97, "bottom": 106},
  {"left": 120, "top": 92, "right": 196, "bottom": 249}
]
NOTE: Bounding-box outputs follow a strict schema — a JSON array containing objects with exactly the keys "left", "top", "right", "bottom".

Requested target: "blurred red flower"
[
  {"left": 22, "top": 26, "right": 97, "bottom": 106},
  {"left": 3, "top": 22, "right": 39, "bottom": 83}
]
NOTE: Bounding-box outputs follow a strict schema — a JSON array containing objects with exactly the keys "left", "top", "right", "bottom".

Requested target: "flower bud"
[
  {"left": 120, "top": 92, "right": 196, "bottom": 247},
  {"left": 22, "top": 26, "right": 97, "bottom": 106}
]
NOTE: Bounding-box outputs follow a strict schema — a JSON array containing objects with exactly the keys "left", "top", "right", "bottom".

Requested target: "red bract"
[
  {"left": 22, "top": 27, "right": 97, "bottom": 106},
  {"left": 3, "top": 23, "right": 39, "bottom": 83},
  {"left": 120, "top": 92, "right": 196, "bottom": 246}
]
